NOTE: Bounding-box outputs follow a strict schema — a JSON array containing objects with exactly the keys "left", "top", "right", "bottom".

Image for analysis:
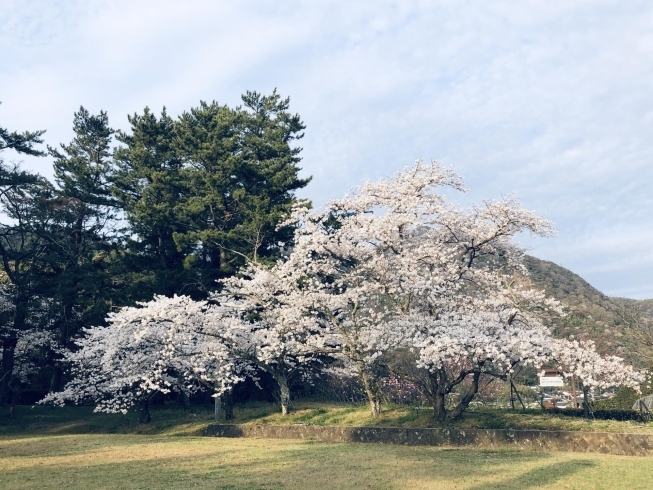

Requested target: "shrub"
[
  {"left": 592, "top": 387, "right": 639, "bottom": 410},
  {"left": 546, "top": 407, "right": 648, "bottom": 422}
]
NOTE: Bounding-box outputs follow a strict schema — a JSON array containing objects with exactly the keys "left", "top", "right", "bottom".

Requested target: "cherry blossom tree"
[
  {"left": 551, "top": 339, "right": 644, "bottom": 417},
  {"left": 393, "top": 311, "right": 555, "bottom": 420},
  {"left": 41, "top": 295, "right": 238, "bottom": 423},
  {"left": 272, "top": 160, "right": 559, "bottom": 418},
  {"left": 211, "top": 264, "right": 336, "bottom": 415},
  {"left": 0, "top": 288, "right": 64, "bottom": 412},
  {"left": 41, "top": 159, "right": 644, "bottom": 425},
  {"left": 266, "top": 160, "right": 641, "bottom": 421}
]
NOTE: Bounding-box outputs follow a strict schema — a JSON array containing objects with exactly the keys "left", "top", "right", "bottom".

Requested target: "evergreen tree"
[
  {"left": 172, "top": 91, "right": 310, "bottom": 286},
  {"left": 0, "top": 109, "right": 47, "bottom": 404},
  {"left": 112, "top": 107, "right": 190, "bottom": 298},
  {"left": 44, "top": 107, "right": 119, "bottom": 391},
  {"left": 0, "top": 109, "right": 45, "bottom": 157},
  {"left": 112, "top": 91, "right": 310, "bottom": 298},
  {"left": 0, "top": 93, "right": 312, "bottom": 403},
  {"left": 0, "top": 102, "right": 44, "bottom": 190},
  {"left": 0, "top": 176, "right": 54, "bottom": 404},
  {"left": 50, "top": 107, "right": 116, "bottom": 211}
]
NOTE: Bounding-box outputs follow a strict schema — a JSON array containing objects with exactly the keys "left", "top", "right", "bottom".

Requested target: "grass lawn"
[
  {"left": 232, "top": 401, "right": 653, "bottom": 434},
  {"left": 3, "top": 401, "right": 653, "bottom": 436},
  {"left": 2, "top": 433, "right": 653, "bottom": 489},
  {"left": 1, "top": 403, "right": 653, "bottom": 489}
]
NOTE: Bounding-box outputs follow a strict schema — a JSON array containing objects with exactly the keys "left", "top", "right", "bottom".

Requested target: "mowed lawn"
[
  {"left": 1, "top": 434, "right": 653, "bottom": 489},
  {"left": 1, "top": 405, "right": 653, "bottom": 489}
]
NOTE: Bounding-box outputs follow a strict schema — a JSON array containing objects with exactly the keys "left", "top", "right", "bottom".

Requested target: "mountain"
[{"left": 522, "top": 255, "right": 652, "bottom": 367}]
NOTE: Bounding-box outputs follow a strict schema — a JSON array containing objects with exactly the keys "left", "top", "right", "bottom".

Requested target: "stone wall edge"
[{"left": 202, "top": 424, "right": 653, "bottom": 456}]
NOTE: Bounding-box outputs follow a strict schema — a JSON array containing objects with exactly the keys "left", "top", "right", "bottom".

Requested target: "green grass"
[
  {"left": 2, "top": 432, "right": 653, "bottom": 489},
  {"left": 2, "top": 401, "right": 653, "bottom": 438},
  {"left": 230, "top": 400, "right": 653, "bottom": 434},
  {"left": 2, "top": 403, "right": 653, "bottom": 489},
  {"left": 0, "top": 405, "right": 212, "bottom": 438}
]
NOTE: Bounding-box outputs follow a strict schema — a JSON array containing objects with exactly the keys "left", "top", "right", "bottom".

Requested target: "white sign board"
[{"left": 539, "top": 376, "right": 564, "bottom": 387}]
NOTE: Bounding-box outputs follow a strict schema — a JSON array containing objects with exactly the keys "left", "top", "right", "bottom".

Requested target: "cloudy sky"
[{"left": 1, "top": 1, "right": 652, "bottom": 298}]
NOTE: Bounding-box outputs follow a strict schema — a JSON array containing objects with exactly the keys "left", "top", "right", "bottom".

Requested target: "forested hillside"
[{"left": 523, "top": 255, "right": 652, "bottom": 366}]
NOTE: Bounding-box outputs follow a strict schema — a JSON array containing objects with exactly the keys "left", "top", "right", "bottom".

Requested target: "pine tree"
[
  {"left": 44, "top": 107, "right": 119, "bottom": 391},
  {"left": 172, "top": 90, "right": 310, "bottom": 283},
  {"left": 0, "top": 177, "right": 53, "bottom": 405},
  {"left": 0, "top": 108, "right": 46, "bottom": 404},
  {"left": 111, "top": 107, "right": 191, "bottom": 298},
  {"left": 0, "top": 102, "right": 44, "bottom": 190},
  {"left": 112, "top": 91, "right": 311, "bottom": 298},
  {"left": 50, "top": 106, "right": 116, "bottom": 210}
]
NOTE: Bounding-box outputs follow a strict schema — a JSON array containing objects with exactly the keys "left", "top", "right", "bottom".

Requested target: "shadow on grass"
[
  {"left": 0, "top": 438, "right": 556, "bottom": 490},
  {"left": 0, "top": 405, "right": 217, "bottom": 441},
  {"left": 466, "top": 459, "right": 596, "bottom": 490}
]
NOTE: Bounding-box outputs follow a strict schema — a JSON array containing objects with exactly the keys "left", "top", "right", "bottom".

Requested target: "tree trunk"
[
  {"left": 368, "top": 397, "right": 381, "bottom": 418},
  {"left": 49, "top": 365, "right": 63, "bottom": 394},
  {"left": 511, "top": 380, "right": 525, "bottom": 410},
  {"left": 209, "top": 248, "right": 221, "bottom": 272},
  {"left": 138, "top": 398, "right": 151, "bottom": 424},
  {"left": 583, "top": 386, "right": 590, "bottom": 419},
  {"left": 432, "top": 390, "right": 447, "bottom": 422},
  {"left": 0, "top": 332, "right": 17, "bottom": 405},
  {"left": 361, "top": 373, "right": 381, "bottom": 418},
  {"left": 0, "top": 303, "right": 26, "bottom": 405},
  {"left": 176, "top": 392, "right": 190, "bottom": 411},
  {"left": 49, "top": 301, "right": 73, "bottom": 394},
  {"left": 427, "top": 369, "right": 448, "bottom": 422},
  {"left": 10, "top": 389, "right": 18, "bottom": 415},
  {"left": 158, "top": 234, "right": 168, "bottom": 269},
  {"left": 278, "top": 376, "right": 291, "bottom": 416},
  {"left": 508, "top": 374, "right": 515, "bottom": 410},
  {"left": 447, "top": 371, "right": 481, "bottom": 421}
]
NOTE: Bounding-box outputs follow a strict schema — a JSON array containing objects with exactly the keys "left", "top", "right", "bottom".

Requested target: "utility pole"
[
  {"left": 214, "top": 395, "right": 221, "bottom": 422},
  {"left": 508, "top": 374, "right": 515, "bottom": 409}
]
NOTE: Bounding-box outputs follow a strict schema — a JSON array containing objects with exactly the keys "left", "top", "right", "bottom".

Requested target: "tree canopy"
[
  {"left": 44, "top": 161, "right": 645, "bottom": 421},
  {"left": 0, "top": 97, "right": 646, "bottom": 424},
  {"left": 0, "top": 92, "right": 310, "bottom": 407}
]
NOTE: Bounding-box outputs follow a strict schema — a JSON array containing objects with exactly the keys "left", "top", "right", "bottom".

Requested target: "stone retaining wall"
[{"left": 204, "top": 424, "right": 653, "bottom": 456}]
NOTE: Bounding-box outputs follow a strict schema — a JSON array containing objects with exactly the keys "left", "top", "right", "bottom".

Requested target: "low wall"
[{"left": 204, "top": 424, "right": 653, "bottom": 456}]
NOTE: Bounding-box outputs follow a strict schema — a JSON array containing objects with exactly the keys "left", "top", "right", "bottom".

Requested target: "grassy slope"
[
  {"left": 3, "top": 402, "right": 653, "bottom": 437},
  {"left": 234, "top": 401, "right": 653, "bottom": 434}
]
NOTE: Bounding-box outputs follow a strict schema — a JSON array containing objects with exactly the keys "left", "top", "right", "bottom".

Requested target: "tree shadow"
[
  {"left": 0, "top": 437, "right": 559, "bottom": 489},
  {"left": 466, "top": 459, "right": 597, "bottom": 490}
]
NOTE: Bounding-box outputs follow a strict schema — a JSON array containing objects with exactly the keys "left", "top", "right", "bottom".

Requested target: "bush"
[
  {"left": 546, "top": 407, "right": 648, "bottom": 422},
  {"left": 592, "top": 387, "right": 640, "bottom": 410},
  {"left": 12, "top": 389, "right": 49, "bottom": 405}
]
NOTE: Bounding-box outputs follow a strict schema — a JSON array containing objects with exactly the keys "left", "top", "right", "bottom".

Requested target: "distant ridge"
[
  {"left": 523, "top": 255, "right": 651, "bottom": 366},
  {"left": 523, "top": 255, "right": 614, "bottom": 310}
]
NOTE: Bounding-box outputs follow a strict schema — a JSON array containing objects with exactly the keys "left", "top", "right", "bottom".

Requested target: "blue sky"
[{"left": 1, "top": 1, "right": 652, "bottom": 298}]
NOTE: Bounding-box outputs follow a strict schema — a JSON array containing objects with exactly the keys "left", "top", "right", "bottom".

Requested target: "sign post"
[
  {"left": 539, "top": 369, "right": 564, "bottom": 409},
  {"left": 539, "top": 368, "right": 564, "bottom": 387},
  {"left": 539, "top": 376, "right": 564, "bottom": 387}
]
